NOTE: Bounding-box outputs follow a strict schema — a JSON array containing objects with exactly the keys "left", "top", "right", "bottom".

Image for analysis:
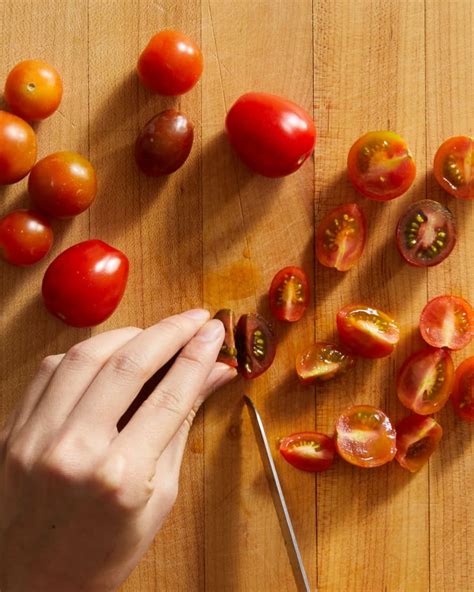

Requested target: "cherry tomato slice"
[
  {"left": 395, "top": 414, "right": 442, "bottom": 473},
  {"left": 296, "top": 342, "right": 355, "bottom": 384},
  {"left": 214, "top": 309, "right": 238, "bottom": 368},
  {"left": 335, "top": 405, "right": 397, "bottom": 468},
  {"left": 0, "top": 110, "right": 37, "bottom": 185},
  {"left": 396, "top": 200, "right": 456, "bottom": 267},
  {"left": 347, "top": 131, "right": 416, "bottom": 201},
  {"left": 0, "top": 209, "right": 53, "bottom": 266},
  {"left": 235, "top": 313, "right": 276, "bottom": 379},
  {"left": 434, "top": 136, "right": 474, "bottom": 200},
  {"left": 397, "top": 347, "right": 454, "bottom": 415},
  {"left": 316, "top": 203, "right": 366, "bottom": 271},
  {"left": 225, "top": 93, "right": 316, "bottom": 177},
  {"left": 420, "top": 295, "right": 474, "bottom": 351},
  {"left": 336, "top": 304, "right": 400, "bottom": 358},
  {"left": 42, "top": 240, "right": 129, "bottom": 327},
  {"left": 269, "top": 266, "right": 309, "bottom": 322},
  {"left": 279, "top": 432, "right": 335, "bottom": 473},
  {"left": 451, "top": 356, "right": 474, "bottom": 422}
]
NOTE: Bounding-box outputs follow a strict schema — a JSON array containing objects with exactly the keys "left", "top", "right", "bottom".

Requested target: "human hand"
[{"left": 0, "top": 309, "right": 236, "bottom": 592}]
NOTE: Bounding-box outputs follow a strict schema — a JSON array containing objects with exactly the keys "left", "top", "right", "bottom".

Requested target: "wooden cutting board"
[{"left": 1, "top": 1, "right": 473, "bottom": 590}]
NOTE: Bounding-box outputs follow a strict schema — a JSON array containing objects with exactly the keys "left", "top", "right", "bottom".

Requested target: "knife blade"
[{"left": 244, "top": 395, "right": 312, "bottom": 592}]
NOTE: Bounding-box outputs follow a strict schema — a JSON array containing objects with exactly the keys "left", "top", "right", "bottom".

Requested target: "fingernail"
[
  {"left": 182, "top": 308, "right": 210, "bottom": 321},
  {"left": 197, "top": 319, "right": 224, "bottom": 341}
]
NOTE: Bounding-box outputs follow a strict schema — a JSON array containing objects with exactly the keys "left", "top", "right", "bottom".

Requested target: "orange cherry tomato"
[
  {"left": 0, "top": 110, "right": 37, "bottom": 185},
  {"left": 279, "top": 432, "right": 336, "bottom": 473},
  {"left": 0, "top": 209, "right": 53, "bottom": 266},
  {"left": 296, "top": 342, "right": 355, "bottom": 383},
  {"left": 433, "top": 136, "right": 474, "bottom": 200},
  {"left": 420, "top": 295, "right": 474, "bottom": 351},
  {"left": 451, "top": 356, "right": 474, "bottom": 422},
  {"left": 395, "top": 414, "right": 442, "bottom": 473}
]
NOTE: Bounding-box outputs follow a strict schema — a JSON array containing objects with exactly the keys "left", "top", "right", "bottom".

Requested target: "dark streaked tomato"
[
  {"left": 0, "top": 110, "right": 37, "bottom": 185},
  {"left": 279, "top": 432, "right": 335, "bottom": 473},
  {"left": 296, "top": 342, "right": 355, "bottom": 384},
  {"left": 395, "top": 414, "right": 442, "bottom": 473},
  {"left": 235, "top": 313, "right": 276, "bottom": 379},
  {"left": 214, "top": 309, "right": 238, "bottom": 368},
  {"left": 451, "top": 356, "right": 474, "bottom": 422},
  {"left": 0, "top": 209, "right": 53, "bottom": 266},
  {"left": 269, "top": 266, "right": 309, "bottom": 322},
  {"left": 420, "top": 295, "right": 474, "bottom": 351},
  {"left": 433, "top": 136, "right": 474, "bottom": 200}
]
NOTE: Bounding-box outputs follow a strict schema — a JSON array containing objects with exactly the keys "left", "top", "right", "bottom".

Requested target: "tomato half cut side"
[
  {"left": 316, "top": 203, "right": 366, "bottom": 271},
  {"left": 396, "top": 200, "right": 456, "bottom": 267},
  {"left": 395, "top": 414, "right": 442, "bottom": 473},
  {"left": 279, "top": 432, "right": 335, "bottom": 473},
  {"left": 347, "top": 131, "right": 416, "bottom": 201},
  {"left": 336, "top": 304, "right": 400, "bottom": 358},
  {"left": 235, "top": 313, "right": 276, "bottom": 379},
  {"left": 269, "top": 266, "right": 309, "bottom": 322},
  {"left": 420, "top": 295, "right": 474, "bottom": 351},
  {"left": 214, "top": 309, "right": 238, "bottom": 368},
  {"left": 296, "top": 342, "right": 355, "bottom": 383},
  {"left": 335, "top": 405, "right": 397, "bottom": 468},
  {"left": 451, "top": 356, "right": 474, "bottom": 421},
  {"left": 433, "top": 136, "right": 474, "bottom": 200}
]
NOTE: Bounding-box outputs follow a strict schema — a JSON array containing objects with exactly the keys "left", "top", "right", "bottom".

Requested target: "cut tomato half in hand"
[
  {"left": 451, "top": 356, "right": 474, "bottom": 422},
  {"left": 235, "top": 313, "right": 276, "bottom": 379},
  {"left": 420, "top": 295, "right": 474, "bottom": 351},
  {"left": 214, "top": 309, "right": 238, "bottom": 368},
  {"left": 296, "top": 342, "right": 355, "bottom": 383},
  {"left": 269, "top": 266, "right": 310, "bottom": 322},
  {"left": 395, "top": 414, "right": 442, "bottom": 473},
  {"left": 279, "top": 432, "right": 335, "bottom": 473}
]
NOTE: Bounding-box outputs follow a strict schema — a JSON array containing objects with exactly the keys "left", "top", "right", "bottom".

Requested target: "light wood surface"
[{"left": 1, "top": 1, "right": 473, "bottom": 591}]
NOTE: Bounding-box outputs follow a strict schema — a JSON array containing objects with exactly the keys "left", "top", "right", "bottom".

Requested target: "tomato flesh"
[
  {"left": 0, "top": 209, "right": 53, "bottom": 266},
  {"left": 434, "top": 136, "right": 474, "bottom": 200},
  {"left": 335, "top": 405, "right": 397, "bottom": 468},
  {"left": 296, "top": 342, "right": 355, "bottom": 383},
  {"left": 420, "top": 295, "right": 474, "bottom": 351},
  {"left": 451, "top": 356, "right": 474, "bottom": 421},
  {"left": 395, "top": 414, "right": 442, "bottom": 473},
  {"left": 235, "top": 313, "right": 276, "bottom": 379},
  {"left": 279, "top": 432, "right": 335, "bottom": 473},
  {"left": 269, "top": 266, "right": 309, "bottom": 322},
  {"left": 316, "top": 203, "right": 366, "bottom": 271},
  {"left": 214, "top": 309, "right": 238, "bottom": 368},
  {"left": 0, "top": 110, "right": 37, "bottom": 185}
]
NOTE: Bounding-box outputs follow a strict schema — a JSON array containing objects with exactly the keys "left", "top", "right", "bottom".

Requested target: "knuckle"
[
  {"left": 38, "top": 354, "right": 63, "bottom": 376},
  {"left": 146, "top": 385, "right": 185, "bottom": 418},
  {"left": 177, "top": 350, "right": 206, "bottom": 375},
  {"left": 5, "top": 436, "right": 33, "bottom": 472},
  {"left": 158, "top": 317, "right": 186, "bottom": 337},
  {"left": 92, "top": 457, "right": 148, "bottom": 514},
  {"left": 65, "top": 342, "right": 101, "bottom": 366},
  {"left": 108, "top": 350, "right": 150, "bottom": 380}
]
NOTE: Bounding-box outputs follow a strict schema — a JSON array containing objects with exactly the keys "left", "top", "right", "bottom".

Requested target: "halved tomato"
[
  {"left": 347, "top": 131, "right": 416, "bottom": 201},
  {"left": 397, "top": 348, "right": 454, "bottom": 414},
  {"left": 335, "top": 405, "right": 397, "bottom": 468},
  {"left": 269, "top": 266, "right": 309, "bottom": 322},
  {"left": 214, "top": 309, "right": 238, "bottom": 368},
  {"left": 420, "top": 295, "right": 474, "bottom": 351},
  {"left": 279, "top": 432, "right": 335, "bottom": 473},
  {"left": 336, "top": 304, "right": 400, "bottom": 358},
  {"left": 316, "top": 203, "right": 366, "bottom": 271},
  {"left": 396, "top": 200, "right": 456, "bottom": 267},
  {"left": 296, "top": 342, "right": 355, "bottom": 383},
  {"left": 451, "top": 356, "right": 474, "bottom": 422},
  {"left": 433, "top": 136, "right": 474, "bottom": 200},
  {"left": 235, "top": 313, "right": 276, "bottom": 379},
  {"left": 395, "top": 414, "right": 443, "bottom": 473}
]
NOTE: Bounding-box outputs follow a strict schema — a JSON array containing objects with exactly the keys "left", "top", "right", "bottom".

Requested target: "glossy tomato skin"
[
  {"left": 420, "top": 295, "right": 474, "bottom": 351},
  {"left": 214, "top": 309, "right": 238, "bottom": 368},
  {"left": 137, "top": 30, "right": 203, "bottom": 96},
  {"left": 0, "top": 209, "right": 53, "bottom": 266},
  {"left": 235, "top": 313, "right": 276, "bottom": 379},
  {"left": 0, "top": 110, "right": 37, "bottom": 185},
  {"left": 4, "top": 59, "right": 62, "bottom": 121},
  {"left": 226, "top": 93, "right": 316, "bottom": 177},
  {"left": 28, "top": 152, "right": 97, "bottom": 218},
  {"left": 269, "top": 266, "right": 309, "bottom": 322},
  {"left": 395, "top": 414, "right": 442, "bottom": 473},
  {"left": 42, "top": 240, "right": 129, "bottom": 327},
  {"left": 296, "top": 342, "right": 355, "bottom": 384},
  {"left": 347, "top": 131, "right": 416, "bottom": 201},
  {"left": 433, "top": 136, "right": 474, "bottom": 200},
  {"left": 397, "top": 347, "right": 454, "bottom": 415},
  {"left": 316, "top": 203, "right": 366, "bottom": 271},
  {"left": 135, "top": 110, "right": 194, "bottom": 176},
  {"left": 336, "top": 304, "right": 400, "bottom": 358},
  {"left": 451, "top": 357, "right": 474, "bottom": 421},
  {"left": 279, "top": 432, "right": 336, "bottom": 473}
]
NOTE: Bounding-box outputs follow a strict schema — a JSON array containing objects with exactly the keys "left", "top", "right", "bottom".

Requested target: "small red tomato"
[
  {"left": 396, "top": 199, "right": 456, "bottom": 267},
  {"left": 451, "top": 356, "right": 474, "bottom": 422},
  {"left": 347, "top": 131, "right": 416, "bottom": 201},
  {"left": 336, "top": 304, "right": 400, "bottom": 358},
  {"left": 296, "top": 342, "right": 355, "bottom": 383},
  {"left": 42, "top": 239, "right": 129, "bottom": 327},
  {"left": 335, "top": 405, "right": 397, "bottom": 468},
  {"left": 214, "top": 309, "right": 238, "bottom": 368},
  {"left": 279, "top": 432, "right": 335, "bottom": 473},
  {"left": 269, "top": 266, "right": 309, "bottom": 322},
  {"left": 395, "top": 414, "right": 442, "bottom": 473},
  {"left": 137, "top": 30, "right": 203, "bottom": 96},
  {"left": 28, "top": 151, "right": 97, "bottom": 218},
  {"left": 0, "top": 110, "right": 37, "bottom": 185},
  {"left": 433, "top": 135, "right": 474, "bottom": 200},
  {"left": 420, "top": 295, "right": 474, "bottom": 351},
  {"left": 397, "top": 348, "right": 454, "bottom": 415},
  {"left": 4, "top": 59, "right": 62, "bottom": 121},
  {"left": 235, "top": 313, "right": 276, "bottom": 379},
  {"left": 316, "top": 203, "right": 366, "bottom": 271},
  {"left": 225, "top": 93, "right": 316, "bottom": 177},
  {"left": 0, "top": 209, "right": 53, "bottom": 266}
]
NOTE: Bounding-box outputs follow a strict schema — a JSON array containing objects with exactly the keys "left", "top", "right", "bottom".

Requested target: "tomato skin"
[
  {"left": 279, "top": 432, "right": 335, "bottom": 473},
  {"left": 137, "top": 30, "right": 203, "bottom": 96},
  {"left": 225, "top": 93, "right": 316, "bottom": 177},
  {"left": 0, "top": 110, "right": 37, "bottom": 185},
  {"left": 235, "top": 313, "right": 276, "bottom": 379},
  {"left": 420, "top": 295, "right": 474, "bottom": 351},
  {"left": 0, "top": 209, "right": 53, "bottom": 266},
  {"left": 214, "top": 309, "right": 238, "bottom": 368},
  {"left": 397, "top": 347, "right": 454, "bottom": 415},
  {"left": 269, "top": 266, "right": 309, "bottom": 322},
  {"left": 296, "top": 342, "right": 355, "bottom": 383},
  {"left": 451, "top": 357, "right": 474, "bottom": 422},
  {"left": 433, "top": 136, "right": 474, "bottom": 200},
  {"left": 4, "top": 59, "right": 62, "bottom": 121},
  {"left": 316, "top": 203, "right": 366, "bottom": 271},
  {"left": 395, "top": 414, "right": 442, "bottom": 473},
  {"left": 42, "top": 240, "right": 129, "bottom": 327}
]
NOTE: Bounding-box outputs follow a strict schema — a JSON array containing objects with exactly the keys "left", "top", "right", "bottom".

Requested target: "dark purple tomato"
[{"left": 235, "top": 313, "right": 276, "bottom": 379}]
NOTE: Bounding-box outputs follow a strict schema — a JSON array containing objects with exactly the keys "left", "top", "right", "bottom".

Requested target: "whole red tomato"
[
  {"left": 0, "top": 110, "right": 37, "bottom": 185},
  {"left": 225, "top": 93, "right": 316, "bottom": 177},
  {"left": 42, "top": 240, "right": 129, "bottom": 327},
  {"left": 0, "top": 209, "right": 53, "bottom": 266}
]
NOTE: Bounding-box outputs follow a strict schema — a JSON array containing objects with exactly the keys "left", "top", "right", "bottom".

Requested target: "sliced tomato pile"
[
  {"left": 434, "top": 135, "right": 474, "bottom": 200},
  {"left": 279, "top": 432, "right": 335, "bottom": 473},
  {"left": 296, "top": 342, "right": 355, "bottom": 383},
  {"left": 420, "top": 295, "right": 474, "bottom": 351},
  {"left": 269, "top": 266, "right": 310, "bottom": 322},
  {"left": 451, "top": 357, "right": 474, "bottom": 422},
  {"left": 395, "top": 414, "right": 443, "bottom": 473}
]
